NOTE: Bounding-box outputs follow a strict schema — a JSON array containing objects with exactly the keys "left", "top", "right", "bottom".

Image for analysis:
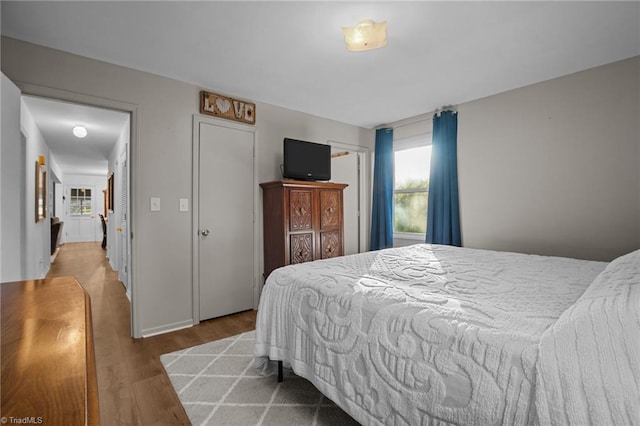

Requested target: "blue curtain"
[
  {"left": 426, "top": 110, "right": 461, "bottom": 246},
  {"left": 370, "top": 128, "right": 394, "bottom": 250}
]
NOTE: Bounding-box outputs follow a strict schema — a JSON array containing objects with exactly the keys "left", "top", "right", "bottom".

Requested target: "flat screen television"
[{"left": 283, "top": 138, "right": 331, "bottom": 181}]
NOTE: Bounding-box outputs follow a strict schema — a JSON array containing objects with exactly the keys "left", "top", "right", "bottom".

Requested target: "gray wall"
[
  {"left": 20, "top": 96, "right": 52, "bottom": 278},
  {"left": 387, "top": 57, "right": 639, "bottom": 261},
  {"left": 458, "top": 57, "right": 639, "bottom": 261},
  {"left": 1, "top": 36, "right": 371, "bottom": 336},
  {"left": 1, "top": 73, "right": 23, "bottom": 281}
]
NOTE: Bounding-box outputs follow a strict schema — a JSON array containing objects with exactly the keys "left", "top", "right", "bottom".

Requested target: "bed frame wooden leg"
[{"left": 277, "top": 360, "right": 283, "bottom": 383}]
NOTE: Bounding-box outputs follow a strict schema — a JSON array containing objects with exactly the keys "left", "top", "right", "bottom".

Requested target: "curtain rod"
[
  {"left": 375, "top": 116, "right": 430, "bottom": 131},
  {"left": 434, "top": 106, "right": 458, "bottom": 116},
  {"left": 376, "top": 105, "right": 458, "bottom": 130}
]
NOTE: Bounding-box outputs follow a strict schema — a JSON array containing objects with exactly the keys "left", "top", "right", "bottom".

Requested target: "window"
[
  {"left": 69, "top": 187, "right": 92, "bottom": 216},
  {"left": 394, "top": 137, "right": 432, "bottom": 237}
]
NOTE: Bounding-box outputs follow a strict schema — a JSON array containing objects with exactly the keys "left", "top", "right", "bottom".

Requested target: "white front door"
[
  {"left": 65, "top": 185, "right": 98, "bottom": 242},
  {"left": 197, "top": 120, "right": 255, "bottom": 321}
]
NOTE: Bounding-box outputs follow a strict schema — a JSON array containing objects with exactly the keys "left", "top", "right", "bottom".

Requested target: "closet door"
[
  {"left": 197, "top": 120, "right": 255, "bottom": 321},
  {"left": 117, "top": 148, "right": 129, "bottom": 295}
]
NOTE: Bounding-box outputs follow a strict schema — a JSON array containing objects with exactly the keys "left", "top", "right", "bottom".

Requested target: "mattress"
[{"left": 255, "top": 244, "right": 615, "bottom": 425}]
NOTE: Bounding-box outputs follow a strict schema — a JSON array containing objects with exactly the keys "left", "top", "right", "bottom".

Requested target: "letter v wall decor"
[{"left": 200, "top": 91, "right": 256, "bottom": 125}]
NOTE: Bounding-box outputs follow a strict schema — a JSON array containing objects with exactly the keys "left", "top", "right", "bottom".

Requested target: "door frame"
[
  {"left": 191, "top": 114, "right": 259, "bottom": 325},
  {"left": 15, "top": 81, "right": 140, "bottom": 337},
  {"left": 327, "top": 140, "right": 370, "bottom": 253}
]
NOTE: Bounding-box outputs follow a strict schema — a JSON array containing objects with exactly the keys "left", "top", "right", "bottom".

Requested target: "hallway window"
[{"left": 69, "top": 187, "right": 92, "bottom": 216}]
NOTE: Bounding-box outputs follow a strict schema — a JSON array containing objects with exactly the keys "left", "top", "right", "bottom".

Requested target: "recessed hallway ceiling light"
[{"left": 73, "top": 125, "right": 88, "bottom": 138}]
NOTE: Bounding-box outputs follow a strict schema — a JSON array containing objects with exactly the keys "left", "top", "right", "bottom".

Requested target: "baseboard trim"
[{"left": 141, "top": 319, "right": 193, "bottom": 338}]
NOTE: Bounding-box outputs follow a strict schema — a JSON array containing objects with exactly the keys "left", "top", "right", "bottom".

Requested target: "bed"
[{"left": 255, "top": 244, "right": 639, "bottom": 425}]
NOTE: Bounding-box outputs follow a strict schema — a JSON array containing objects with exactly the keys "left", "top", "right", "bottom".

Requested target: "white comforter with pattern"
[{"left": 254, "top": 244, "right": 640, "bottom": 425}]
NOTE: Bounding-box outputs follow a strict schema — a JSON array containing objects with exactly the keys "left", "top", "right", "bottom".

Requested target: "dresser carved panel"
[
  {"left": 290, "top": 233, "right": 313, "bottom": 264},
  {"left": 320, "top": 231, "right": 340, "bottom": 259},
  {"left": 260, "top": 180, "right": 348, "bottom": 278},
  {"left": 319, "top": 190, "right": 340, "bottom": 229},
  {"left": 289, "top": 190, "right": 312, "bottom": 231}
]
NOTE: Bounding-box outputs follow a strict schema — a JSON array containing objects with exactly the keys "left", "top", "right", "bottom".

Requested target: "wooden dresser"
[
  {"left": 1, "top": 277, "right": 99, "bottom": 425},
  {"left": 261, "top": 180, "right": 348, "bottom": 278}
]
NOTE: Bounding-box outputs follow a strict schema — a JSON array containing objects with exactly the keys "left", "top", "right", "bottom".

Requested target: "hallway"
[{"left": 46, "top": 242, "right": 256, "bottom": 424}]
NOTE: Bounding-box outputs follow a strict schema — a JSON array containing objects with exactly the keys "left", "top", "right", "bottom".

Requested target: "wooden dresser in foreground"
[
  {"left": 260, "top": 180, "right": 348, "bottom": 278},
  {"left": 1, "top": 277, "right": 99, "bottom": 425}
]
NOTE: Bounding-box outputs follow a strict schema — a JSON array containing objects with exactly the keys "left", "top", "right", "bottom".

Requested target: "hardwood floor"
[{"left": 46, "top": 242, "right": 257, "bottom": 425}]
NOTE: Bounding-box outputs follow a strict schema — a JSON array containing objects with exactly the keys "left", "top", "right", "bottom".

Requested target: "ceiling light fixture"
[
  {"left": 342, "top": 19, "right": 387, "bottom": 52},
  {"left": 72, "top": 125, "right": 88, "bottom": 138}
]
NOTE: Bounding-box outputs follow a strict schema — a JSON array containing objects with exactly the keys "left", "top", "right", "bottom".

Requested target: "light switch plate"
[
  {"left": 150, "top": 197, "right": 161, "bottom": 211},
  {"left": 179, "top": 198, "right": 189, "bottom": 212}
]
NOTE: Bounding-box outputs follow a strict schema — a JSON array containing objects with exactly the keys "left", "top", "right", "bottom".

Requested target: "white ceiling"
[{"left": 3, "top": 1, "right": 639, "bottom": 174}]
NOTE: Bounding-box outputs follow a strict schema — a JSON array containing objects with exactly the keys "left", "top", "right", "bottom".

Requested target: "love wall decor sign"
[{"left": 200, "top": 91, "right": 256, "bottom": 125}]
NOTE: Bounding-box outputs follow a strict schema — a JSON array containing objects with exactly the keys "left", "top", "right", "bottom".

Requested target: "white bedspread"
[
  {"left": 255, "top": 244, "right": 608, "bottom": 425},
  {"left": 535, "top": 249, "right": 640, "bottom": 425}
]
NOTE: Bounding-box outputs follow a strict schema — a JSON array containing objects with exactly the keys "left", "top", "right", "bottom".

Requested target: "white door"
[
  {"left": 331, "top": 148, "right": 360, "bottom": 255},
  {"left": 197, "top": 120, "right": 255, "bottom": 321},
  {"left": 65, "top": 185, "right": 98, "bottom": 242},
  {"left": 117, "top": 148, "right": 129, "bottom": 297}
]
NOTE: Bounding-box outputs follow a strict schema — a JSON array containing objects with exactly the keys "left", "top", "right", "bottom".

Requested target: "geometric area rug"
[{"left": 160, "top": 331, "right": 360, "bottom": 425}]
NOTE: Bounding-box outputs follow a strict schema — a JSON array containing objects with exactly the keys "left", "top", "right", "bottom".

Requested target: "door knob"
[{"left": 200, "top": 229, "right": 210, "bottom": 237}]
